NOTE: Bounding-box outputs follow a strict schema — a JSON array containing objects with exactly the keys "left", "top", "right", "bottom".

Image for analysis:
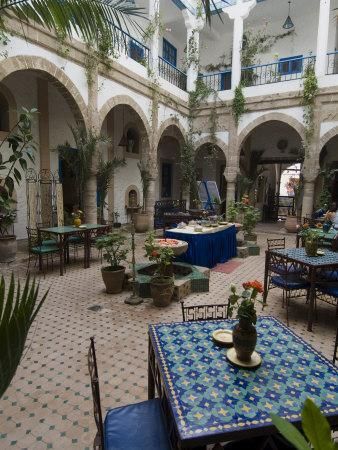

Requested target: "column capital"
[
  {"left": 182, "top": 9, "right": 205, "bottom": 32},
  {"left": 223, "top": 0, "right": 256, "bottom": 21},
  {"left": 301, "top": 167, "right": 319, "bottom": 183},
  {"left": 224, "top": 167, "right": 239, "bottom": 183}
]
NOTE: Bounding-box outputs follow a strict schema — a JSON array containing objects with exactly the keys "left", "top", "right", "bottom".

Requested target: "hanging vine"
[
  {"left": 301, "top": 64, "right": 318, "bottom": 156},
  {"left": 232, "top": 84, "right": 246, "bottom": 125}
]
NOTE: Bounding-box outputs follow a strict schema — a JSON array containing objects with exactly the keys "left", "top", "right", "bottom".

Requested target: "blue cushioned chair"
[
  {"left": 266, "top": 251, "right": 309, "bottom": 326},
  {"left": 88, "top": 337, "right": 171, "bottom": 450}
]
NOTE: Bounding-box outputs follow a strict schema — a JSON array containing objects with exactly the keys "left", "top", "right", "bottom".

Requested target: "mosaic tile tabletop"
[
  {"left": 274, "top": 248, "right": 338, "bottom": 267},
  {"left": 149, "top": 316, "right": 338, "bottom": 443}
]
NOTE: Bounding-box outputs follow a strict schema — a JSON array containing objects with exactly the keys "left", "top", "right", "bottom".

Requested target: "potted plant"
[
  {"left": 242, "top": 204, "right": 260, "bottom": 242},
  {"left": 96, "top": 232, "right": 128, "bottom": 294},
  {"left": 228, "top": 280, "right": 264, "bottom": 362},
  {"left": 113, "top": 211, "right": 121, "bottom": 228},
  {"left": 133, "top": 162, "right": 152, "bottom": 233},
  {"left": 298, "top": 226, "right": 321, "bottom": 257},
  {"left": 227, "top": 201, "right": 237, "bottom": 223},
  {"left": 144, "top": 232, "right": 174, "bottom": 307},
  {"left": 0, "top": 108, "right": 37, "bottom": 262}
]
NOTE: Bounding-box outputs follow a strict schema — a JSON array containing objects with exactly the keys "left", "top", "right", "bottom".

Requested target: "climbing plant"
[
  {"left": 301, "top": 64, "right": 318, "bottom": 156},
  {"left": 232, "top": 84, "right": 245, "bottom": 125}
]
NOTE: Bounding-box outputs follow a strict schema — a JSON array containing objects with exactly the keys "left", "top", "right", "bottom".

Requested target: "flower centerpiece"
[
  {"left": 298, "top": 226, "right": 321, "bottom": 256},
  {"left": 144, "top": 232, "right": 175, "bottom": 307},
  {"left": 72, "top": 209, "right": 83, "bottom": 227},
  {"left": 228, "top": 280, "right": 264, "bottom": 362}
]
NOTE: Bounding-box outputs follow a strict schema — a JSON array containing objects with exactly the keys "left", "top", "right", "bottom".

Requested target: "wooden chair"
[
  {"left": 181, "top": 301, "right": 230, "bottom": 322},
  {"left": 26, "top": 226, "right": 59, "bottom": 274},
  {"left": 88, "top": 337, "right": 171, "bottom": 450},
  {"left": 267, "top": 237, "right": 285, "bottom": 250},
  {"left": 266, "top": 251, "right": 309, "bottom": 326}
]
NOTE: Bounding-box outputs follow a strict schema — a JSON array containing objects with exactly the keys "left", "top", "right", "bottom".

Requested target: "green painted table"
[{"left": 38, "top": 224, "right": 108, "bottom": 275}]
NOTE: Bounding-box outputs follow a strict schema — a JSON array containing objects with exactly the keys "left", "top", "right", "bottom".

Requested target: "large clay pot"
[
  {"left": 101, "top": 266, "right": 126, "bottom": 294},
  {"left": 305, "top": 240, "right": 318, "bottom": 257},
  {"left": 150, "top": 276, "right": 174, "bottom": 307},
  {"left": 0, "top": 235, "right": 17, "bottom": 263},
  {"left": 232, "top": 319, "right": 257, "bottom": 362},
  {"left": 284, "top": 215, "right": 298, "bottom": 233},
  {"left": 133, "top": 212, "right": 150, "bottom": 233}
]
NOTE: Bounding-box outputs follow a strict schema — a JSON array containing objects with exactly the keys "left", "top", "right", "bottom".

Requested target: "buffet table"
[{"left": 165, "top": 224, "right": 237, "bottom": 268}]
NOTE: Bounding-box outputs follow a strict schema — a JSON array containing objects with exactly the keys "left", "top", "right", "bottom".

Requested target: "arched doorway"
[
  {"left": 239, "top": 120, "right": 303, "bottom": 222},
  {"left": 156, "top": 124, "right": 185, "bottom": 201},
  {"left": 100, "top": 103, "right": 150, "bottom": 223},
  {"left": 317, "top": 136, "right": 338, "bottom": 206},
  {"left": 195, "top": 143, "right": 227, "bottom": 212}
]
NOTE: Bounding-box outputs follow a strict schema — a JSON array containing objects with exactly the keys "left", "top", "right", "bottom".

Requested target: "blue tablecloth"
[{"left": 165, "top": 225, "right": 237, "bottom": 268}]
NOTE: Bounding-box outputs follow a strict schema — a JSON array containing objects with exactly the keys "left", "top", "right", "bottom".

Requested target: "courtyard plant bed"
[
  {"left": 96, "top": 232, "right": 128, "bottom": 294},
  {"left": 144, "top": 232, "right": 175, "bottom": 307}
]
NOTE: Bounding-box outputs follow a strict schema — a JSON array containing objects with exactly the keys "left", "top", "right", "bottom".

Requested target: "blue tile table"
[
  {"left": 148, "top": 317, "right": 338, "bottom": 449},
  {"left": 264, "top": 248, "right": 338, "bottom": 331},
  {"left": 165, "top": 225, "right": 237, "bottom": 269}
]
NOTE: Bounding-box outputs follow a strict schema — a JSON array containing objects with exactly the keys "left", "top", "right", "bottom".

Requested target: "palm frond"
[
  {"left": 0, "top": 274, "right": 49, "bottom": 399},
  {"left": 0, "top": 0, "right": 145, "bottom": 44}
]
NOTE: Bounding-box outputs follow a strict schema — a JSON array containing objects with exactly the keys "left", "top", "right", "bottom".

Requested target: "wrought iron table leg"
[
  {"left": 263, "top": 251, "right": 269, "bottom": 305},
  {"left": 59, "top": 235, "right": 64, "bottom": 276},
  {"left": 307, "top": 268, "right": 315, "bottom": 332},
  {"left": 148, "top": 336, "right": 155, "bottom": 400}
]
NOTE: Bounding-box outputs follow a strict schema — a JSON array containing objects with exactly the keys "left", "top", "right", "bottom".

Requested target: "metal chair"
[
  {"left": 266, "top": 251, "right": 309, "bottom": 326},
  {"left": 26, "top": 226, "right": 59, "bottom": 274},
  {"left": 333, "top": 324, "right": 338, "bottom": 365},
  {"left": 181, "top": 301, "right": 230, "bottom": 322},
  {"left": 88, "top": 337, "right": 171, "bottom": 450},
  {"left": 267, "top": 237, "right": 285, "bottom": 250}
]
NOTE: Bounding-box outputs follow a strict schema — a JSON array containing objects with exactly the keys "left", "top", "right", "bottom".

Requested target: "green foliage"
[
  {"left": 0, "top": 274, "right": 49, "bottom": 398},
  {"left": 227, "top": 201, "right": 260, "bottom": 234},
  {"left": 144, "top": 231, "right": 174, "bottom": 279},
  {"left": 0, "top": 0, "right": 145, "bottom": 48},
  {"left": 189, "top": 77, "right": 213, "bottom": 114},
  {"left": 57, "top": 125, "right": 109, "bottom": 210},
  {"left": 137, "top": 161, "right": 152, "bottom": 213},
  {"left": 0, "top": 108, "right": 37, "bottom": 236},
  {"left": 317, "top": 168, "right": 338, "bottom": 209},
  {"left": 271, "top": 398, "right": 338, "bottom": 450},
  {"left": 96, "top": 232, "right": 128, "bottom": 269},
  {"left": 302, "top": 64, "right": 318, "bottom": 154},
  {"left": 227, "top": 281, "right": 264, "bottom": 325},
  {"left": 298, "top": 227, "right": 320, "bottom": 242},
  {"left": 96, "top": 154, "right": 125, "bottom": 224},
  {"left": 232, "top": 84, "right": 245, "bottom": 125},
  {"left": 226, "top": 201, "right": 237, "bottom": 223}
]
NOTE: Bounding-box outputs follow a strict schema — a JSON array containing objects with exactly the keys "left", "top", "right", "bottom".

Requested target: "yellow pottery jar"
[{"left": 73, "top": 218, "right": 82, "bottom": 227}]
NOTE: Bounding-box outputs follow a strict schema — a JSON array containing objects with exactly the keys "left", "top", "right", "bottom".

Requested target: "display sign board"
[{"left": 197, "top": 181, "right": 221, "bottom": 210}]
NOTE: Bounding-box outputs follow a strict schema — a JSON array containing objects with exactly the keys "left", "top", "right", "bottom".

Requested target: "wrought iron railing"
[
  {"left": 112, "top": 24, "right": 150, "bottom": 67},
  {"left": 158, "top": 56, "right": 187, "bottom": 91},
  {"left": 241, "top": 55, "right": 316, "bottom": 87},
  {"left": 327, "top": 51, "right": 338, "bottom": 75},
  {"left": 198, "top": 71, "right": 232, "bottom": 91}
]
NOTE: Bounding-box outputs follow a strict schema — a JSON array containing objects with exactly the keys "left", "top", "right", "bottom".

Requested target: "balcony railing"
[
  {"left": 113, "top": 25, "right": 150, "bottom": 67},
  {"left": 158, "top": 56, "right": 187, "bottom": 91},
  {"left": 198, "top": 71, "right": 232, "bottom": 92},
  {"left": 327, "top": 51, "right": 338, "bottom": 75},
  {"left": 241, "top": 55, "right": 316, "bottom": 87}
]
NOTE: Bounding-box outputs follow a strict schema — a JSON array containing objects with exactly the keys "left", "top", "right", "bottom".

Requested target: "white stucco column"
[
  {"left": 182, "top": 9, "right": 205, "bottom": 92},
  {"left": 224, "top": 168, "right": 238, "bottom": 216},
  {"left": 224, "top": 0, "right": 256, "bottom": 90},
  {"left": 315, "top": 0, "right": 331, "bottom": 77},
  {"left": 148, "top": 0, "right": 160, "bottom": 77}
]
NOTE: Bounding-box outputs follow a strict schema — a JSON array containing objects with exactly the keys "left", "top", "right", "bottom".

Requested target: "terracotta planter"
[
  {"left": 133, "top": 212, "right": 150, "bottom": 233},
  {"left": 285, "top": 215, "right": 298, "bottom": 233},
  {"left": 305, "top": 240, "right": 318, "bottom": 257},
  {"left": 232, "top": 319, "right": 257, "bottom": 362},
  {"left": 0, "top": 235, "right": 17, "bottom": 263},
  {"left": 150, "top": 276, "right": 174, "bottom": 307},
  {"left": 101, "top": 266, "right": 126, "bottom": 294}
]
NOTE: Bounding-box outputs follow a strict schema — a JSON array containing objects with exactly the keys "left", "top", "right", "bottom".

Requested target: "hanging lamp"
[
  {"left": 283, "top": 1, "right": 294, "bottom": 29},
  {"left": 118, "top": 105, "right": 128, "bottom": 147}
]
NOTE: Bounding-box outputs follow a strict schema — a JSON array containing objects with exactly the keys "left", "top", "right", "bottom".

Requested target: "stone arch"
[
  {"left": 98, "top": 95, "right": 151, "bottom": 141},
  {"left": 156, "top": 117, "right": 187, "bottom": 147},
  {"left": 0, "top": 55, "right": 88, "bottom": 127},
  {"left": 319, "top": 126, "right": 338, "bottom": 150},
  {"left": 238, "top": 112, "right": 305, "bottom": 149},
  {"left": 195, "top": 135, "right": 228, "bottom": 161}
]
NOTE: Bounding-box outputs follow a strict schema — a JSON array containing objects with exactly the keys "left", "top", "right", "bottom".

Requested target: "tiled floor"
[{"left": 0, "top": 228, "right": 337, "bottom": 449}]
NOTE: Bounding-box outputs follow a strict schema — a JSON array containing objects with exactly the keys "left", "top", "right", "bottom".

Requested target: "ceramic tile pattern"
[{"left": 0, "top": 228, "right": 337, "bottom": 449}]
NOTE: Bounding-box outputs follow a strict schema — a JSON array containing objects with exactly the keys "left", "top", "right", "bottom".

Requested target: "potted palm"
[
  {"left": 144, "top": 232, "right": 174, "bottom": 307},
  {"left": 0, "top": 108, "right": 37, "bottom": 262},
  {"left": 133, "top": 162, "right": 151, "bottom": 233},
  {"left": 96, "top": 232, "right": 128, "bottom": 294},
  {"left": 228, "top": 280, "right": 264, "bottom": 362}
]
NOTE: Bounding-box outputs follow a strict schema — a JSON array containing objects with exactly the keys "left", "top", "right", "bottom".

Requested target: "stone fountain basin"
[{"left": 154, "top": 239, "right": 188, "bottom": 256}]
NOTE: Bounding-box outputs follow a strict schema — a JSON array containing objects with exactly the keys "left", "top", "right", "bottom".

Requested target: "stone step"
[
  {"left": 173, "top": 279, "right": 191, "bottom": 301},
  {"left": 237, "top": 246, "right": 249, "bottom": 258},
  {"left": 194, "top": 265, "right": 210, "bottom": 279},
  {"left": 247, "top": 244, "right": 260, "bottom": 256}
]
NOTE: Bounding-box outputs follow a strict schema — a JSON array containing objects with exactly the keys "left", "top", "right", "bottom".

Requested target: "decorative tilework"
[
  {"left": 275, "top": 248, "right": 338, "bottom": 267},
  {"left": 149, "top": 317, "right": 338, "bottom": 442}
]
